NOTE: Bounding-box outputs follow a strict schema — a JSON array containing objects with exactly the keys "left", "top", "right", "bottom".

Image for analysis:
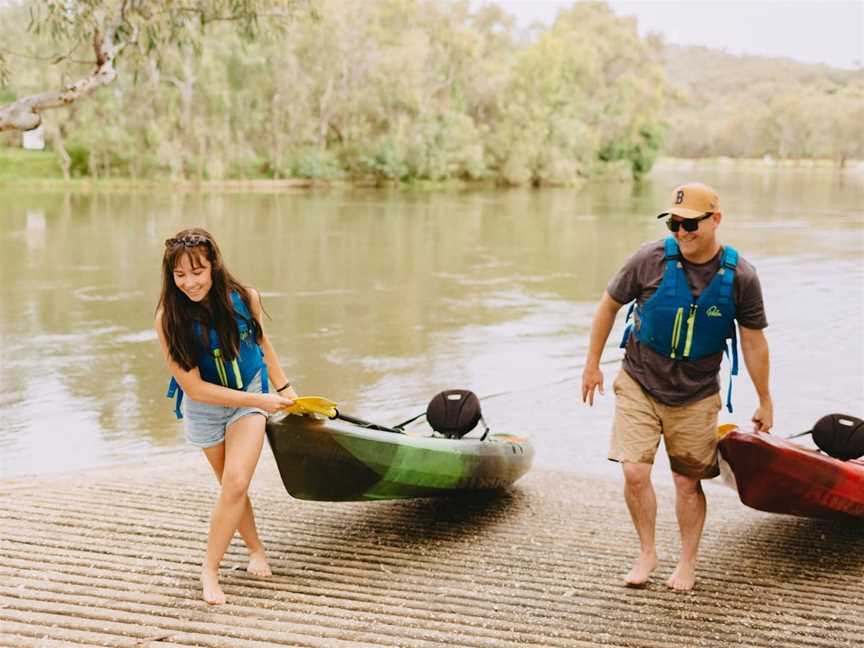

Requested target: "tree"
[
  {"left": 0, "top": 0, "right": 301, "bottom": 133},
  {"left": 490, "top": 2, "right": 667, "bottom": 184},
  {"left": 1, "top": 0, "right": 676, "bottom": 183}
]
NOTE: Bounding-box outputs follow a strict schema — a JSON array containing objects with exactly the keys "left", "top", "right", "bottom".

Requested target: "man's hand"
[
  {"left": 739, "top": 326, "right": 772, "bottom": 433},
  {"left": 752, "top": 401, "right": 773, "bottom": 432},
  {"left": 581, "top": 366, "right": 605, "bottom": 406},
  {"left": 580, "top": 291, "right": 623, "bottom": 407}
]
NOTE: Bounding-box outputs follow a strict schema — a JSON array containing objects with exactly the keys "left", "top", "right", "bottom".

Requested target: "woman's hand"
[{"left": 257, "top": 393, "right": 294, "bottom": 413}]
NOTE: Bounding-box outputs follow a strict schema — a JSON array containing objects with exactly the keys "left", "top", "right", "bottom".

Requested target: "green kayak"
[{"left": 265, "top": 412, "right": 534, "bottom": 501}]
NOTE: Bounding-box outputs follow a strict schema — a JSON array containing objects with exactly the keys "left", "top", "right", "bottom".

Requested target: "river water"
[{"left": 1, "top": 165, "right": 862, "bottom": 479}]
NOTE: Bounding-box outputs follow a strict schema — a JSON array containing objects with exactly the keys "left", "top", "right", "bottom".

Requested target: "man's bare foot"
[
  {"left": 666, "top": 562, "right": 696, "bottom": 591},
  {"left": 624, "top": 553, "right": 657, "bottom": 587},
  {"left": 247, "top": 549, "right": 272, "bottom": 577},
  {"left": 201, "top": 568, "right": 226, "bottom": 605}
]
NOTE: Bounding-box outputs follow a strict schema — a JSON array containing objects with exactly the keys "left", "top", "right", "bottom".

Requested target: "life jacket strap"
[
  {"left": 620, "top": 301, "right": 636, "bottom": 348},
  {"left": 230, "top": 358, "right": 243, "bottom": 389},
  {"left": 663, "top": 237, "right": 681, "bottom": 299},
  {"left": 260, "top": 364, "right": 269, "bottom": 393},
  {"left": 718, "top": 246, "right": 738, "bottom": 305},
  {"left": 213, "top": 348, "right": 229, "bottom": 386},
  {"left": 167, "top": 294, "right": 268, "bottom": 418},
  {"left": 166, "top": 377, "right": 184, "bottom": 420},
  {"left": 723, "top": 324, "right": 739, "bottom": 413},
  {"left": 663, "top": 236, "right": 680, "bottom": 260},
  {"left": 723, "top": 246, "right": 739, "bottom": 270}
]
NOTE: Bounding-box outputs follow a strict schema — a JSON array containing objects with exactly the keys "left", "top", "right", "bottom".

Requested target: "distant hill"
[
  {"left": 664, "top": 45, "right": 860, "bottom": 92},
  {"left": 660, "top": 45, "right": 863, "bottom": 161}
]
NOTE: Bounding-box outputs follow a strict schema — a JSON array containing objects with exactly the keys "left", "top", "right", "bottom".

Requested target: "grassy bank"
[
  {"left": 655, "top": 156, "right": 864, "bottom": 172},
  {"left": 0, "top": 147, "right": 64, "bottom": 180},
  {"left": 2, "top": 147, "right": 860, "bottom": 190},
  {"left": 0, "top": 146, "right": 490, "bottom": 191}
]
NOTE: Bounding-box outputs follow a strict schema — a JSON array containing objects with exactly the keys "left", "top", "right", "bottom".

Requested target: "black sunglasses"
[
  {"left": 666, "top": 212, "right": 713, "bottom": 233},
  {"left": 165, "top": 234, "right": 209, "bottom": 248}
]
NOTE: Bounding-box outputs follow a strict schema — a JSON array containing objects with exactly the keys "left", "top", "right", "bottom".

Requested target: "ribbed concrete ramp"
[{"left": 1, "top": 457, "right": 862, "bottom": 648}]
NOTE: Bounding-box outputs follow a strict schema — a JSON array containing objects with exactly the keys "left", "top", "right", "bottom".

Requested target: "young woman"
[{"left": 155, "top": 228, "right": 296, "bottom": 605}]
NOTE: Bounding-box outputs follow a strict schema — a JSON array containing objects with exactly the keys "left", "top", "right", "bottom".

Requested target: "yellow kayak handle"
[
  {"left": 715, "top": 423, "right": 739, "bottom": 439},
  {"left": 284, "top": 396, "right": 338, "bottom": 419}
]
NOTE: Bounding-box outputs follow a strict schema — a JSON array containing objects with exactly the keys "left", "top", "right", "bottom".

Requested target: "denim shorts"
[{"left": 183, "top": 370, "right": 268, "bottom": 448}]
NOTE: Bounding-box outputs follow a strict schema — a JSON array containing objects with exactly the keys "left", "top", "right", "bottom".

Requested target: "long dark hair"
[{"left": 157, "top": 227, "right": 263, "bottom": 371}]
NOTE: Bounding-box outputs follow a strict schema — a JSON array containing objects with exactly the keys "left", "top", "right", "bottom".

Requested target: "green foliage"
[
  {"left": 6, "top": 0, "right": 853, "bottom": 184},
  {"left": 359, "top": 141, "right": 411, "bottom": 182},
  {"left": 25, "top": 0, "right": 292, "bottom": 67},
  {"left": 66, "top": 145, "right": 90, "bottom": 177},
  {"left": 599, "top": 124, "right": 665, "bottom": 179},
  {"left": 293, "top": 148, "right": 344, "bottom": 180},
  {"left": 663, "top": 45, "right": 864, "bottom": 161},
  {"left": 2, "top": 0, "right": 670, "bottom": 183},
  {"left": 0, "top": 54, "right": 9, "bottom": 90},
  {"left": 487, "top": 3, "right": 666, "bottom": 184},
  {"left": 0, "top": 147, "right": 62, "bottom": 179}
]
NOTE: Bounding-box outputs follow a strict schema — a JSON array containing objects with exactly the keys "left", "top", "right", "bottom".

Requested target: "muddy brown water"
[{"left": 1, "top": 165, "right": 862, "bottom": 479}]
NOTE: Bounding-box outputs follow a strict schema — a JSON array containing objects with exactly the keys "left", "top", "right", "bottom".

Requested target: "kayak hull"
[
  {"left": 718, "top": 429, "right": 864, "bottom": 519},
  {"left": 265, "top": 414, "right": 534, "bottom": 501}
]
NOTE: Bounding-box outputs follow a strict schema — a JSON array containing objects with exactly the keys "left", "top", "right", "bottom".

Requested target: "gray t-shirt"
[{"left": 607, "top": 239, "right": 768, "bottom": 406}]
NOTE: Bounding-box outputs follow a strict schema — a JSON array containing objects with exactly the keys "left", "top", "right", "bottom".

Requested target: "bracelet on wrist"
[{"left": 276, "top": 382, "right": 291, "bottom": 393}]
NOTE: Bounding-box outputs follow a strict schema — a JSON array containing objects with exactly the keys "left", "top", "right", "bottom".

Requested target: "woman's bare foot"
[
  {"left": 201, "top": 568, "right": 226, "bottom": 605},
  {"left": 247, "top": 549, "right": 272, "bottom": 577},
  {"left": 624, "top": 553, "right": 657, "bottom": 587},
  {"left": 666, "top": 562, "right": 696, "bottom": 591}
]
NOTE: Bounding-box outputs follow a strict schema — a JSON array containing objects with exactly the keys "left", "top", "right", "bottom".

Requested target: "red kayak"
[{"left": 718, "top": 427, "right": 864, "bottom": 519}]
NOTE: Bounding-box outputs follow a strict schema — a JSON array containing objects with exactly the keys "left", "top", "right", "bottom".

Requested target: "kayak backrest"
[
  {"left": 812, "top": 414, "right": 864, "bottom": 460},
  {"left": 426, "top": 389, "right": 482, "bottom": 439}
]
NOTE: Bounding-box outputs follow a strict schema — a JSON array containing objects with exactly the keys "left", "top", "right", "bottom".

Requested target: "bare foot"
[
  {"left": 666, "top": 563, "right": 696, "bottom": 591},
  {"left": 201, "top": 568, "right": 226, "bottom": 605},
  {"left": 624, "top": 553, "right": 657, "bottom": 587},
  {"left": 247, "top": 549, "right": 272, "bottom": 577}
]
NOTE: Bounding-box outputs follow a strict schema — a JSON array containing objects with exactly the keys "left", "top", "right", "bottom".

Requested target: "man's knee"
[
  {"left": 671, "top": 471, "right": 703, "bottom": 496},
  {"left": 622, "top": 462, "right": 652, "bottom": 490}
]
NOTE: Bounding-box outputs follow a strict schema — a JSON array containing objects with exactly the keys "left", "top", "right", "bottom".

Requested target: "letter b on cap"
[{"left": 675, "top": 190, "right": 685, "bottom": 205}]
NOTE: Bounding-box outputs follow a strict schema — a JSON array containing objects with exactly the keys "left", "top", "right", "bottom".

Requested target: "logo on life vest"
[{"left": 706, "top": 305, "right": 722, "bottom": 317}]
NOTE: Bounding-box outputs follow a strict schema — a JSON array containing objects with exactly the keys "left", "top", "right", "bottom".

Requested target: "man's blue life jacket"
[
  {"left": 620, "top": 237, "right": 739, "bottom": 412},
  {"left": 166, "top": 290, "right": 268, "bottom": 419}
]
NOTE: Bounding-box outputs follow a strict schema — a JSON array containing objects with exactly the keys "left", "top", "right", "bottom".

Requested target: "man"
[{"left": 581, "top": 182, "right": 772, "bottom": 591}]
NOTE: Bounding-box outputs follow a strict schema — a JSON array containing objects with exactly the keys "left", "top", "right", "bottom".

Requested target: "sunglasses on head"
[
  {"left": 165, "top": 234, "right": 209, "bottom": 248},
  {"left": 666, "top": 212, "right": 713, "bottom": 233}
]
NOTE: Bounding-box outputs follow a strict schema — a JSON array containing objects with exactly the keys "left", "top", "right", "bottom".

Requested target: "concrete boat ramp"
[{"left": 1, "top": 455, "right": 862, "bottom": 647}]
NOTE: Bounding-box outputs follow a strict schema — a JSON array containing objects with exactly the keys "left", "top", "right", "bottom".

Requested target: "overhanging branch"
[{"left": 0, "top": 6, "right": 130, "bottom": 133}]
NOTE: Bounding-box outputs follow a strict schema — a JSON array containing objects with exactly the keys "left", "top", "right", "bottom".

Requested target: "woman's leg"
[
  {"left": 202, "top": 440, "right": 271, "bottom": 575},
  {"left": 200, "top": 413, "right": 267, "bottom": 605}
]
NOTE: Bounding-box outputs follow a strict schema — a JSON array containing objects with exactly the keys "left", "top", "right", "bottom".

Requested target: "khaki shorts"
[{"left": 609, "top": 370, "right": 722, "bottom": 479}]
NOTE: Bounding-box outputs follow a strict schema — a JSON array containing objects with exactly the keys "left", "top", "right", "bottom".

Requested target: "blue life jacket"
[
  {"left": 166, "top": 291, "right": 269, "bottom": 419},
  {"left": 620, "top": 237, "right": 739, "bottom": 412}
]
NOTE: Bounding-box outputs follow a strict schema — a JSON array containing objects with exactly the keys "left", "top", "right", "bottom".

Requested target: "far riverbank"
[{"left": 1, "top": 147, "right": 861, "bottom": 191}]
